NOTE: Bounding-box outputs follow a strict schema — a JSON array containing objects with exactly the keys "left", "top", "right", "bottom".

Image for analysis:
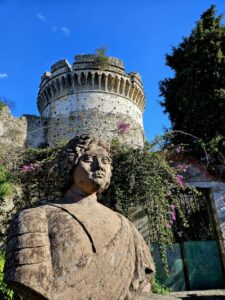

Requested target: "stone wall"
[
  {"left": 0, "top": 106, "right": 47, "bottom": 150},
  {"left": 0, "top": 106, "right": 27, "bottom": 148},
  {"left": 43, "top": 93, "right": 144, "bottom": 147},
  {"left": 0, "top": 55, "right": 146, "bottom": 150},
  {"left": 23, "top": 115, "right": 46, "bottom": 148},
  {"left": 37, "top": 54, "right": 146, "bottom": 148}
]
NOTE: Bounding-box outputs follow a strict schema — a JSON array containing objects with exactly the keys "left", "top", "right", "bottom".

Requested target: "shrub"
[
  {"left": 0, "top": 165, "right": 12, "bottom": 202},
  {"left": 151, "top": 276, "right": 170, "bottom": 295},
  {"left": 0, "top": 253, "right": 14, "bottom": 300}
]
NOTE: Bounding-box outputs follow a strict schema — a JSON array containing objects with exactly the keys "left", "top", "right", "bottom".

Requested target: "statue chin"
[{"left": 84, "top": 177, "right": 109, "bottom": 194}]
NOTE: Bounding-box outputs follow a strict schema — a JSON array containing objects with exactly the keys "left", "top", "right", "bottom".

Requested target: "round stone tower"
[{"left": 37, "top": 54, "right": 146, "bottom": 147}]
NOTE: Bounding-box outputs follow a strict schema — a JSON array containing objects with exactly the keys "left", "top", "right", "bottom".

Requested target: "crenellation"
[
  {"left": 3, "top": 54, "right": 146, "bottom": 149},
  {"left": 51, "top": 59, "right": 71, "bottom": 73},
  {"left": 73, "top": 54, "right": 125, "bottom": 74},
  {"left": 40, "top": 72, "right": 51, "bottom": 88}
]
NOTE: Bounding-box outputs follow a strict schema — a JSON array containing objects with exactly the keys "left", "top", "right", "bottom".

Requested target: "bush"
[
  {"left": 0, "top": 253, "right": 13, "bottom": 300},
  {"left": 1, "top": 139, "right": 197, "bottom": 270},
  {"left": 151, "top": 276, "right": 170, "bottom": 295},
  {"left": 100, "top": 140, "right": 196, "bottom": 269},
  {"left": 0, "top": 165, "right": 12, "bottom": 202}
]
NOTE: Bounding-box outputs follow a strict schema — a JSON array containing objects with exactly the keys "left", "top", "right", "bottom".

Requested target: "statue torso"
[{"left": 5, "top": 200, "right": 154, "bottom": 300}]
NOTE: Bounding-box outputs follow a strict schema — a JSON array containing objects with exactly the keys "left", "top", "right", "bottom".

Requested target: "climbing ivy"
[
  {"left": 0, "top": 165, "right": 12, "bottom": 202},
  {"left": 0, "top": 253, "right": 14, "bottom": 300},
  {"left": 99, "top": 140, "right": 197, "bottom": 269},
  {"left": 0, "top": 138, "right": 198, "bottom": 271}
]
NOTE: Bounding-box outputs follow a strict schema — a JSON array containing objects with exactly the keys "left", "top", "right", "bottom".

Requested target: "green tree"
[{"left": 160, "top": 5, "right": 225, "bottom": 161}]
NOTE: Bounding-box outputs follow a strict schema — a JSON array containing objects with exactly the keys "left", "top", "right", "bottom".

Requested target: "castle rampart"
[{"left": 37, "top": 54, "right": 146, "bottom": 147}]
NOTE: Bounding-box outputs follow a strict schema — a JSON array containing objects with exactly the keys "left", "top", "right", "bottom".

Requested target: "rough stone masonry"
[{"left": 0, "top": 54, "right": 147, "bottom": 150}]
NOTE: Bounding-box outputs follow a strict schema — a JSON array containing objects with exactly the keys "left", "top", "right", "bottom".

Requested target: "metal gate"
[{"left": 152, "top": 188, "right": 225, "bottom": 291}]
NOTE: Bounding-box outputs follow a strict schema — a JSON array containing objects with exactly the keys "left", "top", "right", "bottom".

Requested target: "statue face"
[{"left": 72, "top": 146, "right": 112, "bottom": 194}]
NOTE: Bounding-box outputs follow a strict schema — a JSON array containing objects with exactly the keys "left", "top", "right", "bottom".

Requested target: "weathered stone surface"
[
  {"left": 139, "top": 292, "right": 180, "bottom": 300},
  {"left": 38, "top": 54, "right": 146, "bottom": 148},
  {"left": 0, "top": 106, "right": 27, "bottom": 148},
  {"left": 0, "top": 105, "right": 46, "bottom": 149},
  {"left": 4, "top": 135, "right": 155, "bottom": 300},
  {"left": 1, "top": 54, "right": 146, "bottom": 150}
]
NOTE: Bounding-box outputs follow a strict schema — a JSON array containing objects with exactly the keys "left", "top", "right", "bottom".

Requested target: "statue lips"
[
  {"left": 90, "top": 172, "right": 107, "bottom": 190},
  {"left": 92, "top": 171, "right": 105, "bottom": 178}
]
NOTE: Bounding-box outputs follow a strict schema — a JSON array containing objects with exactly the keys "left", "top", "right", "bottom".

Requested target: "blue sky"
[{"left": 1, "top": 0, "right": 225, "bottom": 141}]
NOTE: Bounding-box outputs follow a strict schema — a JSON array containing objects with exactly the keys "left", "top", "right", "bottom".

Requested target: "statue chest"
[{"left": 47, "top": 203, "right": 122, "bottom": 276}]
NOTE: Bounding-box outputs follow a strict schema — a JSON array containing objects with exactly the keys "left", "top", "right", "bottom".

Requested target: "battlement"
[
  {"left": 73, "top": 54, "right": 124, "bottom": 74},
  {"left": 37, "top": 55, "right": 146, "bottom": 114}
]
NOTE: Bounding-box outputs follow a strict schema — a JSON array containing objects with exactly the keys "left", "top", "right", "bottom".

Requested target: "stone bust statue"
[{"left": 4, "top": 135, "right": 155, "bottom": 300}]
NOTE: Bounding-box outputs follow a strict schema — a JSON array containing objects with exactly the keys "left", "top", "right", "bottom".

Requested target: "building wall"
[
  {"left": 23, "top": 115, "right": 46, "bottom": 148},
  {"left": 0, "top": 106, "right": 27, "bottom": 148},
  {"left": 0, "top": 55, "right": 146, "bottom": 149},
  {"left": 0, "top": 107, "right": 47, "bottom": 150},
  {"left": 38, "top": 55, "right": 146, "bottom": 148},
  {"left": 42, "top": 92, "right": 144, "bottom": 147}
]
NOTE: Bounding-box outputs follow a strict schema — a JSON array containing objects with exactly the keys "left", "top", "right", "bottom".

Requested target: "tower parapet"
[{"left": 37, "top": 54, "right": 146, "bottom": 147}]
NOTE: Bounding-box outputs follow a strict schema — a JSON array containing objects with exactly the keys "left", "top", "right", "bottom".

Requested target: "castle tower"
[{"left": 37, "top": 54, "right": 146, "bottom": 147}]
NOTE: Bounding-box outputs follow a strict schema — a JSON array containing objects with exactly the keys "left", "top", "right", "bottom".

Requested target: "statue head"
[{"left": 59, "top": 135, "right": 112, "bottom": 195}]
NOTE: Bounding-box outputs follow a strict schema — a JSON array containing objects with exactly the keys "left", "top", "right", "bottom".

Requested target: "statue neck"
[{"left": 63, "top": 187, "right": 97, "bottom": 204}]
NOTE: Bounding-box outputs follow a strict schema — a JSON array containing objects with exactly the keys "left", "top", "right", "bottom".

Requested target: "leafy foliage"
[
  {"left": 0, "top": 102, "right": 7, "bottom": 114},
  {"left": 95, "top": 46, "right": 109, "bottom": 69},
  {"left": 0, "top": 253, "right": 23, "bottom": 300},
  {"left": 0, "top": 253, "right": 13, "bottom": 300},
  {"left": 1, "top": 139, "right": 197, "bottom": 270},
  {"left": 160, "top": 5, "right": 225, "bottom": 162},
  {"left": 100, "top": 140, "right": 196, "bottom": 268},
  {"left": 0, "top": 165, "right": 12, "bottom": 202},
  {"left": 0, "top": 99, "right": 15, "bottom": 113},
  {"left": 151, "top": 276, "right": 170, "bottom": 295}
]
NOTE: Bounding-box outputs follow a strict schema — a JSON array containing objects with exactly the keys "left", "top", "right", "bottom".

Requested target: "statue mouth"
[{"left": 92, "top": 172, "right": 105, "bottom": 178}]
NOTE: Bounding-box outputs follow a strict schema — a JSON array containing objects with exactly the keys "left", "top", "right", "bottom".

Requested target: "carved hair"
[{"left": 58, "top": 135, "right": 112, "bottom": 193}]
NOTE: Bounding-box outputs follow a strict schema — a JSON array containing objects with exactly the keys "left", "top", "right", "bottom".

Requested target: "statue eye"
[
  {"left": 102, "top": 157, "right": 110, "bottom": 164},
  {"left": 82, "top": 155, "right": 93, "bottom": 163}
]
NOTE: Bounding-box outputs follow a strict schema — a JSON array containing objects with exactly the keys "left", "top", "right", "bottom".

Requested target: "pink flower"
[
  {"left": 176, "top": 175, "right": 184, "bottom": 186},
  {"left": 165, "top": 223, "right": 171, "bottom": 228},
  {"left": 175, "top": 146, "right": 184, "bottom": 153},
  {"left": 118, "top": 120, "right": 130, "bottom": 134},
  {"left": 22, "top": 165, "right": 31, "bottom": 172},
  {"left": 169, "top": 211, "right": 176, "bottom": 221},
  {"left": 168, "top": 204, "right": 177, "bottom": 222},
  {"left": 21, "top": 162, "right": 41, "bottom": 172},
  {"left": 170, "top": 204, "right": 176, "bottom": 210},
  {"left": 165, "top": 223, "right": 172, "bottom": 228},
  {"left": 33, "top": 163, "right": 41, "bottom": 168},
  {"left": 176, "top": 164, "right": 188, "bottom": 173}
]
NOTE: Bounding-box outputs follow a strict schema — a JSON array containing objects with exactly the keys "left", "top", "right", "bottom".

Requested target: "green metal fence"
[
  {"left": 152, "top": 241, "right": 225, "bottom": 291},
  {"left": 184, "top": 240, "right": 225, "bottom": 290},
  {"left": 152, "top": 243, "right": 186, "bottom": 291}
]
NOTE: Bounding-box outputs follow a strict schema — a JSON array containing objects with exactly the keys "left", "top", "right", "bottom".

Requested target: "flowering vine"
[
  {"left": 117, "top": 120, "right": 130, "bottom": 134},
  {"left": 21, "top": 163, "right": 41, "bottom": 172}
]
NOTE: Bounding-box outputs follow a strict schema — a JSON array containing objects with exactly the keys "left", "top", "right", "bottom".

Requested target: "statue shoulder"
[
  {"left": 4, "top": 205, "right": 54, "bottom": 299},
  {"left": 7, "top": 206, "right": 50, "bottom": 241},
  {"left": 5, "top": 205, "right": 57, "bottom": 258}
]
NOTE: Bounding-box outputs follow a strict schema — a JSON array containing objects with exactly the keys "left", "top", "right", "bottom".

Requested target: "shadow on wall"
[{"left": 23, "top": 114, "right": 47, "bottom": 148}]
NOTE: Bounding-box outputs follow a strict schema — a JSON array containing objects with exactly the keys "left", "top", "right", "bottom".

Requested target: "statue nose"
[{"left": 93, "top": 157, "right": 104, "bottom": 170}]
